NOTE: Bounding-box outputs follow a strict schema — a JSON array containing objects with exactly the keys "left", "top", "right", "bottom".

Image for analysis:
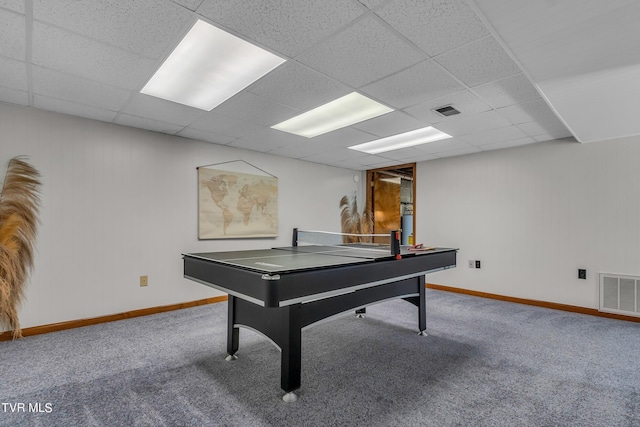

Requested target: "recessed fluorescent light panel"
[
  {"left": 271, "top": 92, "right": 394, "bottom": 138},
  {"left": 141, "top": 20, "right": 285, "bottom": 111},
  {"left": 348, "top": 126, "right": 452, "bottom": 154}
]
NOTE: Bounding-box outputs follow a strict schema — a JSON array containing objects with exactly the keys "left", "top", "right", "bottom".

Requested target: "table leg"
[
  {"left": 418, "top": 275, "right": 427, "bottom": 336},
  {"left": 226, "top": 295, "right": 239, "bottom": 360},
  {"left": 280, "top": 304, "right": 302, "bottom": 401}
]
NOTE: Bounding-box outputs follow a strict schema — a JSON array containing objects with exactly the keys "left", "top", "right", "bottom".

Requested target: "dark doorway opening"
[{"left": 366, "top": 163, "right": 415, "bottom": 245}]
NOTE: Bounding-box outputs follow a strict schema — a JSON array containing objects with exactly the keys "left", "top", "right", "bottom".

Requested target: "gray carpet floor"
[{"left": 1, "top": 289, "right": 639, "bottom": 427}]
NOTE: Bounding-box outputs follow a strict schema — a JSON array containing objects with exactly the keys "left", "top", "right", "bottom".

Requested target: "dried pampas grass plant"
[
  {"left": 0, "top": 157, "right": 41, "bottom": 339},
  {"left": 339, "top": 193, "right": 372, "bottom": 243}
]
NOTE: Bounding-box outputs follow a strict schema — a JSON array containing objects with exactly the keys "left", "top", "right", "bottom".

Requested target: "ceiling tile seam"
[
  {"left": 286, "top": 9, "right": 373, "bottom": 60},
  {"left": 357, "top": 0, "right": 395, "bottom": 12},
  {"left": 385, "top": 35, "right": 512, "bottom": 111},
  {"left": 387, "top": 43, "right": 529, "bottom": 121},
  {"left": 481, "top": 88, "right": 551, "bottom": 128},
  {"left": 28, "top": 63, "right": 136, "bottom": 97},
  {"left": 357, "top": 57, "right": 435, "bottom": 91},
  {"left": 204, "top": 99, "right": 304, "bottom": 131},
  {"left": 213, "top": 91, "right": 305, "bottom": 122},
  {"left": 466, "top": 73, "right": 543, "bottom": 110},
  {"left": 25, "top": 0, "right": 34, "bottom": 107},
  {"left": 174, "top": 117, "right": 248, "bottom": 143},
  {"left": 0, "top": 6, "right": 24, "bottom": 18},
  {"left": 246, "top": 58, "right": 357, "bottom": 104},
  {"left": 171, "top": 0, "right": 205, "bottom": 13},
  {"left": 429, "top": 35, "right": 507, "bottom": 90},
  {"left": 30, "top": 18, "right": 162, "bottom": 61},
  {"left": 351, "top": 0, "right": 375, "bottom": 14},
  {"left": 394, "top": 59, "right": 478, "bottom": 112},
  {"left": 30, "top": 92, "right": 122, "bottom": 115},
  {"left": 464, "top": 0, "right": 577, "bottom": 141},
  {"left": 0, "top": 52, "right": 25, "bottom": 62},
  {"left": 367, "top": 11, "right": 431, "bottom": 64},
  {"left": 514, "top": 123, "right": 547, "bottom": 138},
  {"left": 463, "top": 71, "right": 524, "bottom": 108}
]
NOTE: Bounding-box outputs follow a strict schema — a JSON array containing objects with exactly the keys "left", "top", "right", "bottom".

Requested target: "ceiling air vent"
[{"left": 434, "top": 105, "right": 460, "bottom": 117}]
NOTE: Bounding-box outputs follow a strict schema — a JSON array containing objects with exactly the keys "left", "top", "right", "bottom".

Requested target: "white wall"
[
  {"left": 417, "top": 137, "right": 640, "bottom": 309},
  {"left": 0, "top": 103, "right": 364, "bottom": 330}
]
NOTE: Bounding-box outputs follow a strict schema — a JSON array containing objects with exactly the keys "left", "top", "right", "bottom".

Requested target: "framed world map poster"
[{"left": 198, "top": 165, "right": 278, "bottom": 239}]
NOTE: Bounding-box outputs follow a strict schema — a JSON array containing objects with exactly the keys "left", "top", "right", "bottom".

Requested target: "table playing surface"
[{"left": 185, "top": 244, "right": 444, "bottom": 274}]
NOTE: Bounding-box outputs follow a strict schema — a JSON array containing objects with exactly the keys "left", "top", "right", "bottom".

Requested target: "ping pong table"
[{"left": 183, "top": 230, "right": 457, "bottom": 401}]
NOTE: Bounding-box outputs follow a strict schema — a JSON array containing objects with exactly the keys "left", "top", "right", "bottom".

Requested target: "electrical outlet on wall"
[
  {"left": 140, "top": 275, "right": 148, "bottom": 287},
  {"left": 468, "top": 260, "right": 474, "bottom": 268},
  {"left": 475, "top": 260, "right": 481, "bottom": 269},
  {"left": 578, "top": 269, "right": 586, "bottom": 280}
]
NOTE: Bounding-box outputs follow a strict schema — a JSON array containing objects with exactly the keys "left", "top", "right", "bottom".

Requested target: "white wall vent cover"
[{"left": 599, "top": 273, "right": 640, "bottom": 317}]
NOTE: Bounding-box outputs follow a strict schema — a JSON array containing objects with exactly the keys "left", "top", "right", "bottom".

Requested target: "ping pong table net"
[{"left": 292, "top": 228, "right": 402, "bottom": 258}]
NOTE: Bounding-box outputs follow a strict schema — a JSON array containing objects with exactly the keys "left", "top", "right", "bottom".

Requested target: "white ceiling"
[{"left": 2, "top": 0, "right": 633, "bottom": 170}]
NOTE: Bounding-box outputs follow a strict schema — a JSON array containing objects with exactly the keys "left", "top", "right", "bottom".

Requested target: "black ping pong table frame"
[{"left": 183, "top": 238, "right": 456, "bottom": 402}]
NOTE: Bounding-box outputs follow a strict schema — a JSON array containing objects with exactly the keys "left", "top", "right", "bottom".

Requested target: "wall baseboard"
[
  {"left": 0, "top": 295, "right": 229, "bottom": 341},
  {"left": 426, "top": 283, "right": 640, "bottom": 323},
  {"left": 3, "top": 283, "right": 638, "bottom": 341}
]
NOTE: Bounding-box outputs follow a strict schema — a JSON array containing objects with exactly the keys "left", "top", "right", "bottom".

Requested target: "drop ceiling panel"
[
  {"left": 479, "top": 137, "right": 534, "bottom": 152},
  {"left": 404, "top": 90, "right": 492, "bottom": 124},
  {"left": 517, "top": 121, "right": 570, "bottom": 139},
  {"left": 170, "top": 0, "right": 201, "bottom": 11},
  {"left": 533, "top": 131, "right": 573, "bottom": 142},
  {"left": 0, "top": 87, "right": 28, "bottom": 106},
  {"left": 0, "top": 9, "right": 25, "bottom": 60},
  {"left": 34, "top": 95, "right": 118, "bottom": 123},
  {"left": 534, "top": 64, "right": 640, "bottom": 143},
  {"left": 13, "top": 1, "right": 638, "bottom": 169},
  {"left": 196, "top": 0, "right": 365, "bottom": 57},
  {"left": 212, "top": 92, "right": 301, "bottom": 127},
  {"left": 377, "top": 146, "right": 426, "bottom": 161},
  {"left": 361, "top": 60, "right": 465, "bottom": 108},
  {"left": 0, "top": 1, "right": 25, "bottom": 13},
  {"left": 434, "top": 36, "right": 521, "bottom": 87},
  {"left": 115, "top": 114, "right": 183, "bottom": 135},
  {"left": 188, "top": 113, "right": 266, "bottom": 138},
  {"left": 433, "top": 110, "right": 511, "bottom": 136},
  {"left": 353, "top": 111, "right": 426, "bottom": 138},
  {"left": 375, "top": 0, "right": 489, "bottom": 56},
  {"left": 0, "top": 56, "right": 27, "bottom": 91},
  {"left": 176, "top": 128, "right": 236, "bottom": 146},
  {"left": 308, "top": 127, "right": 377, "bottom": 148},
  {"left": 247, "top": 61, "right": 351, "bottom": 111},
  {"left": 122, "top": 94, "right": 207, "bottom": 127},
  {"left": 413, "top": 137, "right": 474, "bottom": 155},
  {"left": 435, "top": 146, "right": 482, "bottom": 158},
  {"left": 296, "top": 14, "right": 425, "bottom": 88},
  {"left": 268, "top": 142, "right": 329, "bottom": 159},
  {"left": 472, "top": 0, "right": 640, "bottom": 144},
  {"left": 302, "top": 147, "right": 369, "bottom": 164},
  {"left": 32, "top": 23, "right": 158, "bottom": 90},
  {"left": 472, "top": 0, "right": 640, "bottom": 83},
  {"left": 230, "top": 128, "right": 303, "bottom": 152},
  {"left": 399, "top": 152, "right": 440, "bottom": 163},
  {"left": 32, "top": 66, "right": 131, "bottom": 111},
  {"left": 496, "top": 99, "right": 564, "bottom": 126},
  {"left": 458, "top": 125, "right": 527, "bottom": 146},
  {"left": 32, "top": 0, "right": 194, "bottom": 59},
  {"left": 472, "top": 73, "right": 541, "bottom": 109},
  {"left": 345, "top": 155, "right": 399, "bottom": 169}
]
